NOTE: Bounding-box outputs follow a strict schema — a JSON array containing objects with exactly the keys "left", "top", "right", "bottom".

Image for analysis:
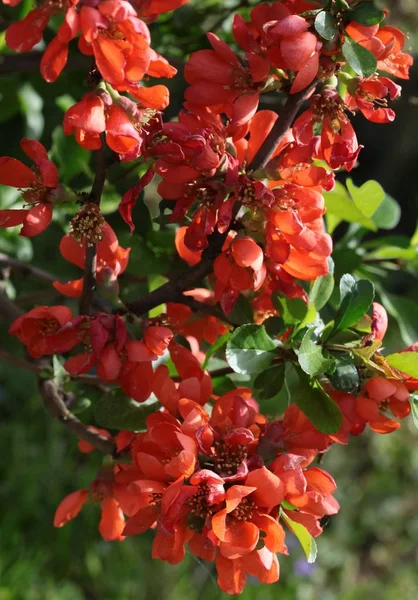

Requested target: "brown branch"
[
  {"left": 79, "top": 137, "right": 107, "bottom": 316},
  {"left": 248, "top": 80, "right": 318, "bottom": 171},
  {"left": 178, "top": 295, "right": 234, "bottom": 325},
  {"left": 126, "top": 227, "right": 228, "bottom": 316},
  {"left": 39, "top": 379, "right": 116, "bottom": 454},
  {"left": 0, "top": 253, "right": 56, "bottom": 282}
]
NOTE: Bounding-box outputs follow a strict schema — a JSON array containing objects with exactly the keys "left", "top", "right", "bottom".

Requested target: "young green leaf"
[
  {"left": 202, "top": 332, "right": 231, "bottom": 369},
  {"left": 372, "top": 194, "right": 401, "bottom": 229},
  {"left": 287, "top": 365, "right": 343, "bottom": 433},
  {"left": 342, "top": 36, "right": 377, "bottom": 78},
  {"left": 309, "top": 274, "right": 335, "bottom": 311},
  {"left": 297, "top": 329, "right": 335, "bottom": 376},
  {"left": 314, "top": 11, "right": 337, "bottom": 40},
  {"left": 281, "top": 511, "right": 318, "bottom": 563},
  {"left": 226, "top": 324, "right": 277, "bottom": 375},
  {"left": 334, "top": 274, "right": 374, "bottom": 332},
  {"left": 346, "top": 179, "right": 385, "bottom": 219},
  {"left": 385, "top": 352, "right": 418, "bottom": 379},
  {"left": 350, "top": 3, "right": 385, "bottom": 26},
  {"left": 273, "top": 295, "right": 308, "bottom": 326},
  {"left": 94, "top": 390, "right": 159, "bottom": 430}
]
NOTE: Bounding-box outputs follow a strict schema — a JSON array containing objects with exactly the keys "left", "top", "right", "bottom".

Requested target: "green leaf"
[
  {"left": 254, "top": 363, "right": 285, "bottom": 401},
  {"left": 372, "top": 194, "right": 401, "bottom": 230},
  {"left": 342, "top": 36, "right": 377, "bottom": 78},
  {"left": 325, "top": 182, "right": 376, "bottom": 232},
  {"left": 228, "top": 295, "right": 254, "bottom": 325},
  {"left": 334, "top": 274, "right": 374, "bottom": 332},
  {"left": 94, "top": 390, "right": 159, "bottom": 430},
  {"left": 379, "top": 290, "right": 418, "bottom": 347},
  {"left": 273, "top": 295, "right": 308, "bottom": 326},
  {"left": 385, "top": 352, "right": 418, "bottom": 379},
  {"left": 328, "top": 355, "right": 360, "bottom": 393},
  {"left": 297, "top": 329, "right": 335, "bottom": 376},
  {"left": 51, "top": 126, "right": 91, "bottom": 183},
  {"left": 281, "top": 511, "right": 318, "bottom": 563},
  {"left": 410, "top": 394, "right": 418, "bottom": 429},
  {"left": 287, "top": 365, "right": 343, "bottom": 434},
  {"left": 309, "top": 274, "right": 334, "bottom": 311},
  {"left": 226, "top": 324, "right": 276, "bottom": 375},
  {"left": 350, "top": 3, "right": 385, "bottom": 25},
  {"left": 346, "top": 179, "right": 385, "bottom": 219},
  {"left": 314, "top": 11, "right": 337, "bottom": 40},
  {"left": 202, "top": 332, "right": 231, "bottom": 369}
]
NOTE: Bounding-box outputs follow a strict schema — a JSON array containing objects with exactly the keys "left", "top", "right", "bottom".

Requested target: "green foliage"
[
  {"left": 385, "top": 352, "right": 418, "bottom": 378},
  {"left": 333, "top": 274, "right": 374, "bottom": 333},
  {"left": 349, "top": 2, "right": 385, "bottom": 25},
  {"left": 226, "top": 324, "right": 277, "bottom": 374},
  {"left": 283, "top": 364, "right": 343, "bottom": 434},
  {"left": 342, "top": 36, "right": 377, "bottom": 77},
  {"left": 281, "top": 511, "right": 318, "bottom": 564},
  {"left": 94, "top": 390, "right": 159, "bottom": 430},
  {"left": 309, "top": 274, "right": 335, "bottom": 311},
  {"left": 314, "top": 11, "right": 337, "bottom": 40},
  {"left": 297, "top": 328, "right": 335, "bottom": 376}
]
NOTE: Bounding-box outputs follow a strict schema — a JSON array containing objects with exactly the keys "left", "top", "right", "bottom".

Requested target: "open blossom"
[
  {"left": 53, "top": 221, "right": 130, "bottom": 298},
  {"left": 9, "top": 305, "right": 81, "bottom": 359},
  {"left": 345, "top": 76, "right": 402, "bottom": 124},
  {"left": 0, "top": 139, "right": 59, "bottom": 237},
  {"left": 293, "top": 87, "right": 362, "bottom": 172}
]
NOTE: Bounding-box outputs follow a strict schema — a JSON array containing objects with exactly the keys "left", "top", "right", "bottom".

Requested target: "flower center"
[
  {"left": 213, "top": 441, "right": 247, "bottom": 477},
  {"left": 70, "top": 203, "right": 105, "bottom": 246},
  {"left": 230, "top": 497, "right": 257, "bottom": 521}
]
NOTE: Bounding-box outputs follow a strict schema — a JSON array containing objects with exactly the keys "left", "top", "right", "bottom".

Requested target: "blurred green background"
[{"left": 1, "top": 1, "right": 418, "bottom": 598}]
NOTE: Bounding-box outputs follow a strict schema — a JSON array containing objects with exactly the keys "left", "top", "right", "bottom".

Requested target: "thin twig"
[
  {"left": 79, "top": 136, "right": 107, "bottom": 316},
  {"left": 39, "top": 379, "right": 116, "bottom": 454},
  {"left": 0, "top": 253, "right": 56, "bottom": 282},
  {"left": 248, "top": 80, "right": 318, "bottom": 171},
  {"left": 178, "top": 295, "right": 234, "bottom": 325}
]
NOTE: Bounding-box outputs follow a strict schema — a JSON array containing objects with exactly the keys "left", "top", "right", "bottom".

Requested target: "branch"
[
  {"left": 79, "top": 137, "right": 107, "bottom": 316},
  {"left": 178, "top": 295, "right": 234, "bottom": 325},
  {"left": 126, "top": 228, "right": 228, "bottom": 316},
  {"left": 248, "top": 80, "right": 318, "bottom": 171},
  {"left": 0, "top": 252, "right": 56, "bottom": 282},
  {"left": 39, "top": 379, "right": 116, "bottom": 455}
]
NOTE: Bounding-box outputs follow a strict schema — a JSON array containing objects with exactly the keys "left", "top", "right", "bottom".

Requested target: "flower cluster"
[{"left": 54, "top": 388, "right": 340, "bottom": 594}]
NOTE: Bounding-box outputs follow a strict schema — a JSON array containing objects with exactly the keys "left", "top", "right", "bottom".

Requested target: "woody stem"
[
  {"left": 248, "top": 80, "right": 318, "bottom": 171},
  {"left": 79, "top": 134, "right": 107, "bottom": 316}
]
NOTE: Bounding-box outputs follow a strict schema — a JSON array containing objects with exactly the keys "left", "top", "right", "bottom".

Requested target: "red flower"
[
  {"left": 356, "top": 376, "right": 411, "bottom": 433},
  {"left": 9, "top": 306, "right": 80, "bottom": 358},
  {"left": 214, "top": 237, "right": 266, "bottom": 314},
  {"left": 0, "top": 139, "right": 58, "bottom": 237},
  {"left": 293, "top": 88, "right": 361, "bottom": 172},
  {"left": 345, "top": 76, "right": 402, "bottom": 124},
  {"left": 63, "top": 91, "right": 162, "bottom": 159},
  {"left": 53, "top": 221, "right": 130, "bottom": 298},
  {"left": 184, "top": 32, "right": 267, "bottom": 127}
]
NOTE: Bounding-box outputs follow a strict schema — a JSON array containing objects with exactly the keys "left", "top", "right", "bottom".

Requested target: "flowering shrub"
[{"left": 0, "top": 0, "right": 417, "bottom": 595}]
